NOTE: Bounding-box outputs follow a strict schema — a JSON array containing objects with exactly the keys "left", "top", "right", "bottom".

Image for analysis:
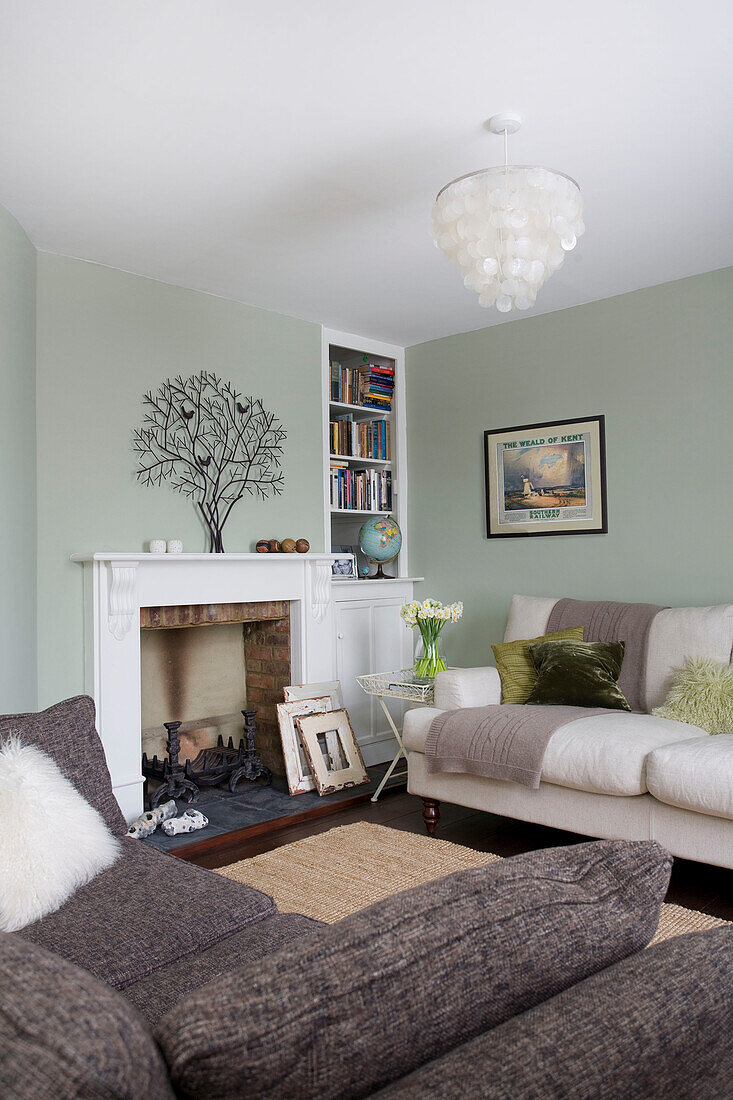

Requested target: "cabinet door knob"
[{"left": 337, "top": 632, "right": 344, "bottom": 640}]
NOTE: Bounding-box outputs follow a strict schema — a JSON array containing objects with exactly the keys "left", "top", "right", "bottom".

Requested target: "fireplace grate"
[{"left": 143, "top": 708, "right": 272, "bottom": 809}]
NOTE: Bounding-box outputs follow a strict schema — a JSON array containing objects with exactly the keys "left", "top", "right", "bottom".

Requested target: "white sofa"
[{"left": 404, "top": 594, "right": 733, "bottom": 870}]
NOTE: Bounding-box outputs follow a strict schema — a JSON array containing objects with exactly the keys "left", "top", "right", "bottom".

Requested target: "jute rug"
[{"left": 216, "top": 821, "right": 731, "bottom": 945}]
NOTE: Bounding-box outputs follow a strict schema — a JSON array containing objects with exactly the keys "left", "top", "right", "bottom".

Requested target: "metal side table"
[{"left": 357, "top": 669, "right": 435, "bottom": 803}]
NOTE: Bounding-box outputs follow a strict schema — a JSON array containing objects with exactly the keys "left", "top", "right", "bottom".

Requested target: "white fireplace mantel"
[{"left": 72, "top": 552, "right": 339, "bottom": 822}]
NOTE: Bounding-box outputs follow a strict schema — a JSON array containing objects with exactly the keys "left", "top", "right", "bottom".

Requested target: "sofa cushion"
[
  {"left": 645, "top": 603, "right": 733, "bottom": 711},
  {"left": 373, "top": 927, "right": 733, "bottom": 1100},
  {"left": 647, "top": 735, "right": 733, "bottom": 821},
  {"left": 124, "top": 913, "right": 324, "bottom": 1025},
  {"left": 652, "top": 657, "right": 733, "bottom": 734},
  {"left": 0, "top": 930, "right": 174, "bottom": 1100},
  {"left": 492, "top": 626, "right": 584, "bottom": 704},
  {"left": 18, "top": 837, "right": 277, "bottom": 989},
  {"left": 541, "top": 712, "right": 707, "bottom": 796},
  {"left": 503, "top": 594, "right": 556, "bottom": 642},
  {"left": 527, "top": 639, "right": 631, "bottom": 711},
  {"left": 156, "top": 839, "right": 671, "bottom": 1100},
  {"left": 0, "top": 695, "right": 126, "bottom": 835}
]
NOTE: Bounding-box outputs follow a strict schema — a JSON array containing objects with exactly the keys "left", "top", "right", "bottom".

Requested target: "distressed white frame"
[
  {"left": 276, "top": 696, "right": 333, "bottom": 795},
  {"left": 295, "top": 708, "right": 369, "bottom": 796}
]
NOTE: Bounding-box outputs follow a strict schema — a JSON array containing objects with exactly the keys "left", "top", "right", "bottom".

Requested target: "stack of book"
[
  {"left": 362, "top": 363, "right": 395, "bottom": 412},
  {"left": 329, "top": 463, "right": 392, "bottom": 511},
  {"left": 330, "top": 360, "right": 395, "bottom": 412},
  {"left": 330, "top": 414, "right": 391, "bottom": 460}
]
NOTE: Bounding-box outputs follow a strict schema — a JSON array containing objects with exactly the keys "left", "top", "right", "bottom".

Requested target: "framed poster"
[{"left": 484, "top": 415, "right": 607, "bottom": 538}]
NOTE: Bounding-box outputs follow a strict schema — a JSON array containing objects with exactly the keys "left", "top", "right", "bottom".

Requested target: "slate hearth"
[{"left": 142, "top": 764, "right": 394, "bottom": 852}]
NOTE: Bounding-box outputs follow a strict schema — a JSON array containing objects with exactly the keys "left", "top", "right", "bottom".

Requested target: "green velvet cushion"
[{"left": 526, "top": 640, "right": 631, "bottom": 711}]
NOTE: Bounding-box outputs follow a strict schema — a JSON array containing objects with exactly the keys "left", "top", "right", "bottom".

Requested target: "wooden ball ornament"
[
  {"left": 295, "top": 538, "right": 310, "bottom": 553},
  {"left": 281, "top": 538, "right": 296, "bottom": 553},
  {"left": 268, "top": 539, "right": 281, "bottom": 553},
  {"left": 255, "top": 540, "right": 270, "bottom": 553}
]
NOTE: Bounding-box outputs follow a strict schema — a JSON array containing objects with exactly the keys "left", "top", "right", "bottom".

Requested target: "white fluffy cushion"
[{"left": 0, "top": 737, "right": 120, "bottom": 931}]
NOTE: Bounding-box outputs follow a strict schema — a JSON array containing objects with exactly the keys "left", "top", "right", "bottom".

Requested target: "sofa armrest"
[
  {"left": 433, "top": 667, "right": 501, "bottom": 709},
  {"left": 375, "top": 926, "right": 733, "bottom": 1099}
]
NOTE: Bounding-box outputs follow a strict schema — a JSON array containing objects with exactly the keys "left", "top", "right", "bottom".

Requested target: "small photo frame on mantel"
[
  {"left": 331, "top": 546, "right": 357, "bottom": 578},
  {"left": 484, "top": 414, "right": 608, "bottom": 539},
  {"left": 295, "top": 709, "right": 369, "bottom": 796}
]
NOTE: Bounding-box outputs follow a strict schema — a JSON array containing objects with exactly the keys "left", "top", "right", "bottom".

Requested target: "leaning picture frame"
[
  {"left": 283, "top": 681, "right": 344, "bottom": 708},
  {"left": 294, "top": 709, "right": 369, "bottom": 796},
  {"left": 484, "top": 415, "right": 608, "bottom": 538},
  {"left": 276, "top": 696, "right": 333, "bottom": 796}
]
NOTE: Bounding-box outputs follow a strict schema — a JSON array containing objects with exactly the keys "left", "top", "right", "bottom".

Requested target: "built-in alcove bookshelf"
[{"left": 322, "top": 329, "right": 408, "bottom": 580}]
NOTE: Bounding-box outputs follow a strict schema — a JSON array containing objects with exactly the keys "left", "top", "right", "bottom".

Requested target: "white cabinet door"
[
  {"left": 335, "top": 601, "right": 373, "bottom": 742},
  {"left": 335, "top": 596, "right": 412, "bottom": 764}
]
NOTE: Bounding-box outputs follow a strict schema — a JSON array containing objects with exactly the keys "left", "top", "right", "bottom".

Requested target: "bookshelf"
[
  {"left": 322, "top": 328, "right": 408, "bottom": 579},
  {"left": 329, "top": 401, "right": 393, "bottom": 418}
]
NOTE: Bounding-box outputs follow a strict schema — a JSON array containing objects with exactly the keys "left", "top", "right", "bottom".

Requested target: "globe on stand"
[{"left": 358, "top": 516, "right": 402, "bottom": 580}]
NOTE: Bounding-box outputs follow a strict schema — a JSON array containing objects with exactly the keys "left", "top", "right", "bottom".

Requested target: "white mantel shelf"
[
  {"left": 332, "top": 577, "right": 424, "bottom": 584},
  {"left": 71, "top": 552, "right": 339, "bottom": 562}
]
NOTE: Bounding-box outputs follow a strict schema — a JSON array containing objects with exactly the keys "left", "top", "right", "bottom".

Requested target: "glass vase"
[{"left": 414, "top": 634, "right": 447, "bottom": 679}]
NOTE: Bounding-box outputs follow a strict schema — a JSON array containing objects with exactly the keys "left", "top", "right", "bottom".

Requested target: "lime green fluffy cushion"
[{"left": 652, "top": 658, "right": 733, "bottom": 734}]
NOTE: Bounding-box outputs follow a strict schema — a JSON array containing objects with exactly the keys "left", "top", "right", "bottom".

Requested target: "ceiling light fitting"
[{"left": 431, "top": 114, "right": 584, "bottom": 313}]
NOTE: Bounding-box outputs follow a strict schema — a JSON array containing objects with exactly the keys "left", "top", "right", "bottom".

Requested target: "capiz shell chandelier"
[{"left": 431, "top": 114, "right": 584, "bottom": 313}]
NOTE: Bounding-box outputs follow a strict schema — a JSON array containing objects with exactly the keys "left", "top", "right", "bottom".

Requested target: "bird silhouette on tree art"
[{"left": 133, "top": 371, "right": 286, "bottom": 553}]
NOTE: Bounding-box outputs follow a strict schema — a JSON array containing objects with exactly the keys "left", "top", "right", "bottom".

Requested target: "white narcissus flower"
[
  {"left": 400, "top": 600, "right": 421, "bottom": 627},
  {"left": 401, "top": 597, "right": 464, "bottom": 628}
]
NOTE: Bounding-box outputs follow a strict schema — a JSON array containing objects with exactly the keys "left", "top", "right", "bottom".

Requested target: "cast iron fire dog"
[{"left": 143, "top": 708, "right": 272, "bottom": 809}]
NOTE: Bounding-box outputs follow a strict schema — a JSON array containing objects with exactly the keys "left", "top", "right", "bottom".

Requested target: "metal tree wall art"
[{"left": 133, "top": 371, "right": 286, "bottom": 553}]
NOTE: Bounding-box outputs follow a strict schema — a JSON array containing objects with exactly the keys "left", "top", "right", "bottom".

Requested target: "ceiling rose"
[{"left": 431, "top": 114, "right": 584, "bottom": 313}]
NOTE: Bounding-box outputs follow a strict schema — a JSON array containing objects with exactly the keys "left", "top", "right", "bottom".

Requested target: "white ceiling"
[{"left": 1, "top": 0, "right": 731, "bottom": 347}]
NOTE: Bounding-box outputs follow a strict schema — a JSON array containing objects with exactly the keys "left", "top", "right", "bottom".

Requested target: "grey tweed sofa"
[{"left": 2, "top": 695, "right": 733, "bottom": 1100}]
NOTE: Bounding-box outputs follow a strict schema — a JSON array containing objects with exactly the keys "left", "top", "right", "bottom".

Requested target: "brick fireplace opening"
[{"left": 140, "top": 600, "right": 291, "bottom": 777}]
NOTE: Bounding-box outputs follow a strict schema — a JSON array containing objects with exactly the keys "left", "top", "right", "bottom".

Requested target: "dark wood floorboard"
[{"left": 186, "top": 788, "right": 733, "bottom": 921}]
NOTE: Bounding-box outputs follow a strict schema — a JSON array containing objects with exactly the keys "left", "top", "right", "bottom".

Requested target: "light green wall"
[
  {"left": 406, "top": 269, "right": 733, "bottom": 667},
  {"left": 35, "top": 254, "right": 323, "bottom": 706},
  {"left": 0, "top": 205, "right": 37, "bottom": 711}
]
